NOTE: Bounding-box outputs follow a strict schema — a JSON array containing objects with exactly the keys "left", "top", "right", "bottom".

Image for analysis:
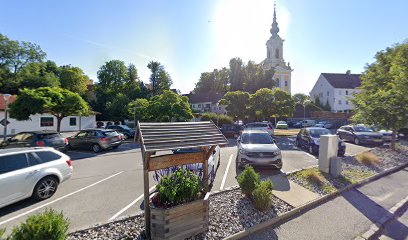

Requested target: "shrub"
[
  {"left": 305, "top": 170, "right": 324, "bottom": 186},
  {"left": 0, "top": 228, "right": 5, "bottom": 239},
  {"left": 237, "top": 166, "right": 260, "bottom": 197},
  {"left": 200, "top": 112, "right": 233, "bottom": 127},
  {"left": 156, "top": 168, "right": 202, "bottom": 208},
  {"left": 356, "top": 152, "right": 379, "bottom": 166},
  {"left": 252, "top": 179, "right": 274, "bottom": 211},
  {"left": 10, "top": 209, "right": 69, "bottom": 240}
]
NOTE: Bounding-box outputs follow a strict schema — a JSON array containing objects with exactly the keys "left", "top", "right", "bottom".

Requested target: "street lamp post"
[
  {"left": 303, "top": 100, "right": 311, "bottom": 121},
  {"left": 134, "top": 106, "right": 137, "bottom": 142},
  {"left": 3, "top": 94, "right": 11, "bottom": 141}
]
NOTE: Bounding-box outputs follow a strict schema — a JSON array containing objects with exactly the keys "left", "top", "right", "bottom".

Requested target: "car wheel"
[
  {"left": 33, "top": 176, "right": 59, "bottom": 200},
  {"left": 354, "top": 137, "right": 360, "bottom": 145},
  {"left": 295, "top": 139, "right": 300, "bottom": 147},
  {"left": 92, "top": 144, "right": 102, "bottom": 153},
  {"left": 123, "top": 134, "right": 130, "bottom": 140}
]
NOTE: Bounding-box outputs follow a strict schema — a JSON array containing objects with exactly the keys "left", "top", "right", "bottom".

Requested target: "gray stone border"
[{"left": 223, "top": 161, "right": 408, "bottom": 240}]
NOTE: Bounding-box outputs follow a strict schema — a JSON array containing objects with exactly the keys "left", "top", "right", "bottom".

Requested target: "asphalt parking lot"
[{"left": 0, "top": 136, "right": 370, "bottom": 234}]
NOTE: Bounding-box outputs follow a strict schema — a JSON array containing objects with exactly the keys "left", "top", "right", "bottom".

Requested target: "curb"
[{"left": 223, "top": 161, "right": 408, "bottom": 240}]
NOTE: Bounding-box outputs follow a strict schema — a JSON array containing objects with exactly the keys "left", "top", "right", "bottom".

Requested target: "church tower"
[{"left": 262, "top": 2, "right": 292, "bottom": 93}]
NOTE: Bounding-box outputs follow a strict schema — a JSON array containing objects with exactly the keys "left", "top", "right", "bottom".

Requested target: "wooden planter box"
[{"left": 150, "top": 193, "right": 210, "bottom": 240}]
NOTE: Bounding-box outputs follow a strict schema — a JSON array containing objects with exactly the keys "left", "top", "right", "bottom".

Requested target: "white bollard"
[{"left": 318, "top": 135, "right": 338, "bottom": 173}]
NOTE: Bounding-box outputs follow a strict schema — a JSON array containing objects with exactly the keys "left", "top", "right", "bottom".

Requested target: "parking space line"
[
  {"left": 0, "top": 171, "right": 123, "bottom": 226},
  {"left": 109, "top": 185, "right": 156, "bottom": 221},
  {"left": 220, "top": 154, "right": 234, "bottom": 190}
]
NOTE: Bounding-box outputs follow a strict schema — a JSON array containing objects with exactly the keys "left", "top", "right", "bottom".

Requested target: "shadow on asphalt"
[
  {"left": 67, "top": 142, "right": 140, "bottom": 160},
  {"left": 0, "top": 198, "right": 38, "bottom": 218},
  {"left": 342, "top": 189, "right": 408, "bottom": 240}
]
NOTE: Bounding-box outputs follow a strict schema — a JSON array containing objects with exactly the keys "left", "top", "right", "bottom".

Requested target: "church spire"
[{"left": 270, "top": 1, "right": 280, "bottom": 37}]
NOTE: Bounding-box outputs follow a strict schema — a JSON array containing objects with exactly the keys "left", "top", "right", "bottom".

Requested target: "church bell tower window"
[{"left": 275, "top": 48, "right": 279, "bottom": 59}]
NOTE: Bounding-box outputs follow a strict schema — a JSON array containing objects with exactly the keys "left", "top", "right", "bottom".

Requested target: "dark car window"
[
  {"left": 27, "top": 153, "right": 42, "bottom": 166},
  {"left": 308, "top": 129, "right": 330, "bottom": 138},
  {"left": 241, "top": 133, "right": 274, "bottom": 144},
  {"left": 35, "top": 151, "right": 61, "bottom": 162},
  {"left": 354, "top": 126, "right": 375, "bottom": 132},
  {"left": 0, "top": 154, "right": 28, "bottom": 174},
  {"left": 38, "top": 133, "right": 60, "bottom": 139},
  {"left": 119, "top": 125, "right": 131, "bottom": 130}
]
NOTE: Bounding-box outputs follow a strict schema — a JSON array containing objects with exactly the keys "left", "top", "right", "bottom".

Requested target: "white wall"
[
  {"left": 0, "top": 112, "right": 96, "bottom": 136},
  {"left": 332, "top": 88, "right": 360, "bottom": 112},
  {"left": 310, "top": 75, "right": 335, "bottom": 109}
]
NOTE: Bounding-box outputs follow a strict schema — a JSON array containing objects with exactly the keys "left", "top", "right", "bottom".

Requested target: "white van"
[{"left": 301, "top": 120, "right": 316, "bottom": 127}]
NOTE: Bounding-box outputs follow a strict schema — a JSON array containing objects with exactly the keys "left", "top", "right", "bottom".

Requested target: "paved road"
[
  {"left": 244, "top": 167, "right": 408, "bottom": 240},
  {"left": 0, "top": 137, "right": 370, "bottom": 234}
]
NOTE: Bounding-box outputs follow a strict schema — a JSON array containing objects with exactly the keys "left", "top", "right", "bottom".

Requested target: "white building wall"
[
  {"left": 310, "top": 75, "right": 335, "bottom": 109},
  {"left": 332, "top": 88, "right": 360, "bottom": 112},
  {"left": 0, "top": 112, "right": 96, "bottom": 136}
]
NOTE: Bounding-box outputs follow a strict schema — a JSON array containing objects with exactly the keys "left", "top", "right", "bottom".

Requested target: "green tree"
[
  {"left": 292, "top": 93, "right": 310, "bottom": 105},
  {"left": 351, "top": 42, "right": 408, "bottom": 149},
  {"left": 97, "top": 60, "right": 128, "bottom": 91},
  {"left": 219, "top": 91, "right": 250, "bottom": 120},
  {"left": 17, "top": 62, "right": 60, "bottom": 89},
  {"left": 128, "top": 98, "right": 150, "bottom": 122},
  {"left": 9, "top": 87, "right": 90, "bottom": 132},
  {"left": 229, "top": 57, "right": 244, "bottom": 91},
  {"left": 147, "top": 61, "right": 172, "bottom": 96},
  {"left": 324, "top": 99, "right": 331, "bottom": 111},
  {"left": 59, "top": 66, "right": 89, "bottom": 96},
  {"left": 271, "top": 88, "right": 295, "bottom": 118},
  {"left": 250, "top": 88, "right": 275, "bottom": 120},
  {"left": 147, "top": 90, "right": 193, "bottom": 122}
]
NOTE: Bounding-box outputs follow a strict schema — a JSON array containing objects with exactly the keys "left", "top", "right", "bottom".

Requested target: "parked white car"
[{"left": 0, "top": 147, "right": 73, "bottom": 208}]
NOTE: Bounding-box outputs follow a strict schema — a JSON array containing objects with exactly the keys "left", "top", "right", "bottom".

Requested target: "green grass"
[{"left": 274, "top": 129, "right": 300, "bottom": 136}]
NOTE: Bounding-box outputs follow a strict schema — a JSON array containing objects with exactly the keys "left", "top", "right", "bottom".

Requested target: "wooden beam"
[
  {"left": 143, "top": 152, "right": 151, "bottom": 239},
  {"left": 148, "top": 152, "right": 206, "bottom": 171}
]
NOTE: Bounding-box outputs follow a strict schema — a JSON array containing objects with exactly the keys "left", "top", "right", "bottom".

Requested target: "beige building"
[{"left": 261, "top": 3, "right": 293, "bottom": 93}]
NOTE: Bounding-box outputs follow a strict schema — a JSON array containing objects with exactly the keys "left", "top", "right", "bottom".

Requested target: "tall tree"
[
  {"left": 351, "top": 42, "right": 408, "bottom": 149},
  {"left": 271, "top": 88, "right": 295, "bottom": 118},
  {"left": 292, "top": 93, "right": 310, "bottom": 105},
  {"left": 17, "top": 62, "right": 60, "bottom": 89},
  {"left": 219, "top": 91, "right": 250, "bottom": 120},
  {"left": 147, "top": 90, "right": 193, "bottom": 122},
  {"left": 97, "top": 60, "right": 128, "bottom": 91},
  {"left": 59, "top": 65, "right": 89, "bottom": 96},
  {"left": 229, "top": 57, "right": 244, "bottom": 91},
  {"left": 128, "top": 98, "right": 150, "bottom": 122},
  {"left": 250, "top": 88, "right": 275, "bottom": 120},
  {"left": 147, "top": 61, "right": 172, "bottom": 96},
  {"left": 9, "top": 87, "right": 89, "bottom": 132}
]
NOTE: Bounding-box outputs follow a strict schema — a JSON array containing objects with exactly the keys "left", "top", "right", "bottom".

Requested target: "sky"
[{"left": 1, "top": 0, "right": 407, "bottom": 94}]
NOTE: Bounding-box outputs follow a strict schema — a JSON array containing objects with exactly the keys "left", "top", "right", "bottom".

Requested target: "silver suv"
[{"left": 0, "top": 147, "right": 73, "bottom": 208}]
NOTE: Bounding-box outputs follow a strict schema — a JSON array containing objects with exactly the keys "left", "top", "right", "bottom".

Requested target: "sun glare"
[{"left": 212, "top": 0, "right": 290, "bottom": 68}]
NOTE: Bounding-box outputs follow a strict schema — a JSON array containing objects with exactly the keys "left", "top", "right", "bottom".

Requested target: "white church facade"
[{"left": 261, "top": 3, "right": 293, "bottom": 94}]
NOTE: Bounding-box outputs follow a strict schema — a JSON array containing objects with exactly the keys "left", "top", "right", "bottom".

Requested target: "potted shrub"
[{"left": 150, "top": 168, "right": 210, "bottom": 240}]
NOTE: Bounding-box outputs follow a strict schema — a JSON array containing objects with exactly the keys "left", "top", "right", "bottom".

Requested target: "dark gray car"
[
  {"left": 67, "top": 129, "right": 122, "bottom": 153},
  {"left": 336, "top": 125, "right": 383, "bottom": 146}
]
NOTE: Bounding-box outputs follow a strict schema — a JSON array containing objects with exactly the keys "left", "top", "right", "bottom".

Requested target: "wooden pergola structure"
[{"left": 138, "top": 121, "right": 228, "bottom": 239}]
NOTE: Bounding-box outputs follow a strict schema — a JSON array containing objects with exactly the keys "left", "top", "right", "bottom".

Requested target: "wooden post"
[{"left": 143, "top": 151, "right": 151, "bottom": 239}]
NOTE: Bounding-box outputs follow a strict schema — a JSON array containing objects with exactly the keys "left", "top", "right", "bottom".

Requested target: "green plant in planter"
[
  {"left": 237, "top": 166, "right": 260, "bottom": 197},
  {"left": 253, "top": 179, "right": 274, "bottom": 211},
  {"left": 10, "top": 208, "right": 69, "bottom": 240},
  {"left": 156, "top": 168, "right": 202, "bottom": 207}
]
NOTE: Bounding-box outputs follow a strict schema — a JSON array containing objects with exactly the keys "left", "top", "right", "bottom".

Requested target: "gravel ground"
[
  {"left": 68, "top": 189, "right": 293, "bottom": 240},
  {"left": 289, "top": 145, "right": 408, "bottom": 196}
]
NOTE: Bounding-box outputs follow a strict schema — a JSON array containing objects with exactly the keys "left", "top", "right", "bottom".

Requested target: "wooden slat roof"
[{"left": 138, "top": 121, "right": 228, "bottom": 152}]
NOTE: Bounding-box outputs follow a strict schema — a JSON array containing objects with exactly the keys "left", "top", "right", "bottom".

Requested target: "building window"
[
  {"left": 345, "top": 100, "right": 349, "bottom": 105},
  {"left": 285, "top": 81, "right": 288, "bottom": 87},
  {"left": 198, "top": 104, "right": 201, "bottom": 108},
  {"left": 345, "top": 90, "right": 349, "bottom": 95},
  {"left": 69, "top": 117, "right": 77, "bottom": 126},
  {"left": 275, "top": 48, "right": 280, "bottom": 58},
  {"left": 206, "top": 104, "right": 211, "bottom": 108},
  {"left": 40, "top": 117, "right": 54, "bottom": 127},
  {"left": 327, "top": 91, "right": 329, "bottom": 96},
  {"left": 338, "top": 100, "right": 342, "bottom": 105}
]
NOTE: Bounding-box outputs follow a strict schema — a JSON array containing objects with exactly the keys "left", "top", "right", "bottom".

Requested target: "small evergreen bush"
[
  {"left": 156, "top": 168, "right": 202, "bottom": 207},
  {"left": 237, "top": 166, "right": 260, "bottom": 197},
  {"left": 252, "top": 179, "right": 274, "bottom": 211},
  {"left": 10, "top": 209, "right": 69, "bottom": 240}
]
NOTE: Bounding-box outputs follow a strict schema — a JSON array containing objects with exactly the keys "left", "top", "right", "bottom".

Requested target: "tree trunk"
[
  {"left": 391, "top": 129, "right": 397, "bottom": 150},
  {"left": 56, "top": 117, "right": 62, "bottom": 133}
]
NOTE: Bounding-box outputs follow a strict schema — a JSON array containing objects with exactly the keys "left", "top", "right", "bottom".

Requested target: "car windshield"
[
  {"left": 241, "top": 133, "right": 274, "bottom": 144},
  {"left": 309, "top": 129, "right": 330, "bottom": 138},
  {"left": 277, "top": 121, "right": 286, "bottom": 124},
  {"left": 354, "top": 126, "right": 375, "bottom": 132},
  {"left": 245, "top": 123, "right": 268, "bottom": 128}
]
